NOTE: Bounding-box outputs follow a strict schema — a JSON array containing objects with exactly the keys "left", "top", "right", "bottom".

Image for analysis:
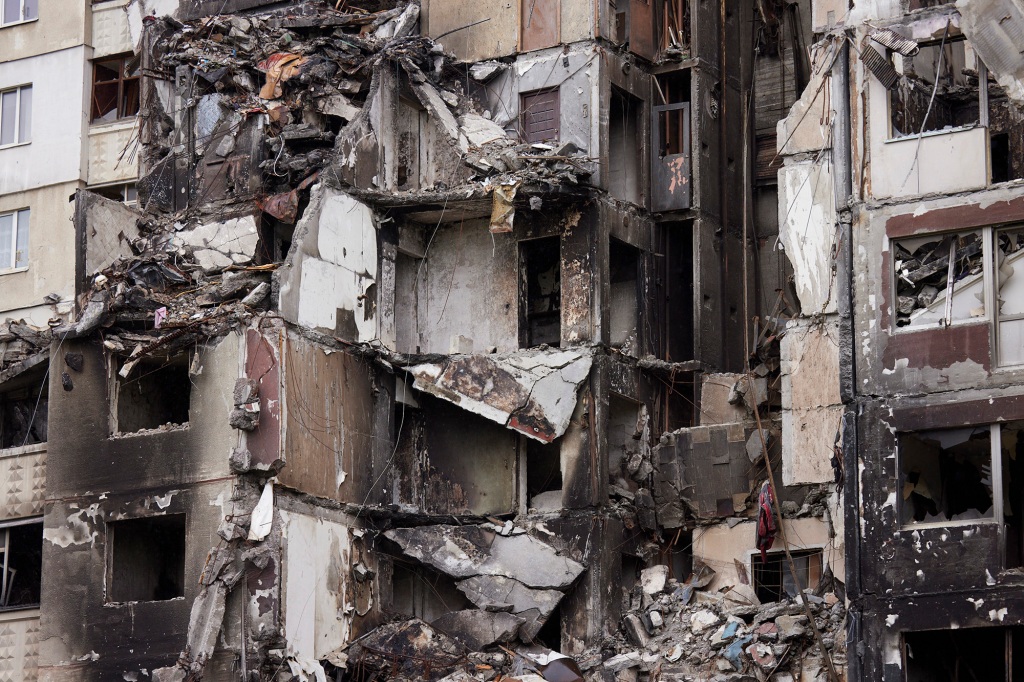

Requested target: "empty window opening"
[
  {"left": 0, "top": 362, "right": 47, "bottom": 450},
  {"left": 115, "top": 354, "right": 191, "bottom": 434},
  {"left": 893, "top": 230, "right": 984, "bottom": 329},
  {"left": 904, "top": 627, "right": 1013, "bottom": 682},
  {"left": 657, "top": 0, "right": 689, "bottom": 55},
  {"left": 520, "top": 237, "right": 561, "bottom": 348},
  {"left": 610, "top": 239, "right": 641, "bottom": 350},
  {"left": 659, "top": 530, "right": 692, "bottom": 581},
  {"left": 527, "top": 439, "right": 562, "bottom": 511},
  {"left": 609, "top": 88, "right": 643, "bottom": 205},
  {"left": 899, "top": 426, "right": 993, "bottom": 525},
  {"left": 890, "top": 39, "right": 978, "bottom": 139},
  {"left": 752, "top": 549, "right": 821, "bottom": 603},
  {"left": 108, "top": 514, "right": 186, "bottom": 603},
  {"left": 608, "top": 394, "right": 643, "bottom": 492},
  {"left": 396, "top": 97, "right": 423, "bottom": 191},
  {"left": 257, "top": 214, "right": 296, "bottom": 265},
  {"left": 389, "top": 559, "right": 471, "bottom": 622},
  {"left": 92, "top": 54, "right": 140, "bottom": 124},
  {"left": 91, "top": 182, "right": 138, "bottom": 208},
  {"left": 987, "top": 75, "right": 1024, "bottom": 184},
  {"left": 520, "top": 89, "right": 560, "bottom": 144},
  {"left": 0, "top": 85, "right": 31, "bottom": 147},
  {"left": 992, "top": 133, "right": 1012, "bottom": 184},
  {"left": 611, "top": 0, "right": 629, "bottom": 43},
  {"left": 1, "top": 0, "right": 36, "bottom": 25},
  {"left": 0, "top": 520, "right": 42, "bottom": 610}
]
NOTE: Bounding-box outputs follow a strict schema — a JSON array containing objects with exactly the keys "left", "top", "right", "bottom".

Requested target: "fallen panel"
[
  {"left": 456, "top": 575, "right": 563, "bottom": 641},
  {"left": 384, "top": 525, "right": 585, "bottom": 590},
  {"left": 408, "top": 349, "right": 592, "bottom": 443},
  {"left": 957, "top": 0, "right": 1024, "bottom": 105},
  {"left": 431, "top": 610, "right": 524, "bottom": 649}
]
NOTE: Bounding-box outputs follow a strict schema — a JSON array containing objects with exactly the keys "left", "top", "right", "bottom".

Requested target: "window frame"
[
  {"left": 749, "top": 547, "right": 825, "bottom": 603},
  {"left": 90, "top": 54, "right": 140, "bottom": 125},
  {"left": 0, "top": 517, "right": 43, "bottom": 612},
  {"left": 897, "top": 423, "right": 1004, "bottom": 530},
  {"left": 0, "top": 84, "right": 31, "bottom": 148},
  {"left": 885, "top": 36, "right": 986, "bottom": 143},
  {"left": 0, "top": 0, "right": 37, "bottom": 27},
  {"left": 0, "top": 208, "right": 29, "bottom": 273},
  {"left": 890, "top": 223, "right": 1024, "bottom": 370}
]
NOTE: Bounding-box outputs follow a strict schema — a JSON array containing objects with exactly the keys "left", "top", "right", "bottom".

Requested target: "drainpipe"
[{"left": 831, "top": 35, "right": 863, "bottom": 682}]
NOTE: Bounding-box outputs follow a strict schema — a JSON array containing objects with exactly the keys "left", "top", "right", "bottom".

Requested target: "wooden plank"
[
  {"left": 629, "top": 0, "right": 657, "bottom": 61},
  {"left": 520, "top": 0, "right": 559, "bottom": 52}
]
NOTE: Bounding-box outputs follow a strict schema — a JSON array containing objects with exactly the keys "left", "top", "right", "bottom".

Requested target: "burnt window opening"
[
  {"left": 609, "top": 88, "right": 644, "bottom": 205},
  {"left": 0, "top": 520, "right": 42, "bottom": 611},
  {"left": 91, "top": 54, "right": 140, "bottom": 124},
  {"left": 107, "top": 514, "right": 186, "bottom": 603},
  {"left": 889, "top": 39, "right": 979, "bottom": 139},
  {"left": 520, "top": 89, "right": 560, "bottom": 144},
  {"left": 899, "top": 426, "right": 994, "bottom": 526},
  {"left": 258, "top": 214, "right": 295, "bottom": 265},
  {"left": 608, "top": 394, "right": 643, "bottom": 493},
  {"left": 526, "top": 439, "right": 562, "bottom": 511},
  {"left": 625, "top": 0, "right": 689, "bottom": 61},
  {"left": 610, "top": 239, "right": 641, "bottom": 351},
  {"left": 656, "top": 0, "right": 689, "bottom": 55},
  {"left": 892, "top": 229, "right": 984, "bottom": 329},
  {"left": 520, "top": 237, "right": 561, "bottom": 348},
  {"left": 992, "top": 133, "right": 1012, "bottom": 184},
  {"left": 987, "top": 75, "right": 1024, "bottom": 184},
  {"left": 659, "top": 530, "right": 692, "bottom": 581},
  {"left": 389, "top": 558, "right": 471, "bottom": 622},
  {"left": 396, "top": 97, "right": 424, "bottom": 191},
  {"left": 0, "top": 363, "right": 47, "bottom": 450},
  {"left": 114, "top": 353, "right": 191, "bottom": 434},
  {"left": 752, "top": 549, "right": 822, "bottom": 603},
  {"left": 903, "top": 627, "right": 1024, "bottom": 682},
  {"left": 655, "top": 71, "right": 690, "bottom": 157}
]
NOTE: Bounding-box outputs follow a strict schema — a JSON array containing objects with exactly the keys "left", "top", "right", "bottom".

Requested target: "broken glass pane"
[
  {"left": 894, "top": 230, "right": 985, "bottom": 328},
  {"left": 996, "top": 227, "right": 1024, "bottom": 366},
  {"left": 900, "top": 426, "right": 993, "bottom": 525}
]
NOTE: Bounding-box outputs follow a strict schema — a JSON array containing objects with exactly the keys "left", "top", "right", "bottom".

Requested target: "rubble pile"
[
  {"left": 0, "top": 320, "right": 49, "bottom": 377},
  {"left": 607, "top": 564, "right": 846, "bottom": 682}
]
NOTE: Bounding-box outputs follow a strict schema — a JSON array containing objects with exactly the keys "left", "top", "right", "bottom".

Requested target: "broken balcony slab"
[
  {"left": 431, "top": 610, "right": 524, "bottom": 650},
  {"left": 384, "top": 524, "right": 585, "bottom": 590},
  {"left": 170, "top": 215, "right": 260, "bottom": 273},
  {"left": 74, "top": 190, "right": 144, "bottom": 286},
  {"left": 407, "top": 349, "right": 593, "bottom": 443},
  {"left": 456, "top": 575, "right": 564, "bottom": 640}
]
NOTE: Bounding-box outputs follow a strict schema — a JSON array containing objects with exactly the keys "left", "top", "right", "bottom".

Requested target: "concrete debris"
[
  {"left": 408, "top": 349, "right": 593, "bottom": 442},
  {"left": 384, "top": 524, "right": 585, "bottom": 589},
  {"left": 457, "top": 575, "right": 564, "bottom": 640},
  {"left": 432, "top": 610, "right": 525, "bottom": 649}
]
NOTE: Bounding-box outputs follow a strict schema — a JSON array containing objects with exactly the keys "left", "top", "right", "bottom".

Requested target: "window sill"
[
  {"left": 0, "top": 266, "right": 29, "bottom": 276},
  {"left": 0, "top": 141, "right": 30, "bottom": 151},
  {"left": 0, "top": 18, "right": 38, "bottom": 29},
  {"left": 899, "top": 517, "right": 997, "bottom": 531},
  {"left": 885, "top": 124, "right": 979, "bottom": 144},
  {"left": 891, "top": 318, "right": 989, "bottom": 336},
  {"left": 89, "top": 117, "right": 137, "bottom": 133},
  {"left": 0, "top": 442, "right": 46, "bottom": 459}
]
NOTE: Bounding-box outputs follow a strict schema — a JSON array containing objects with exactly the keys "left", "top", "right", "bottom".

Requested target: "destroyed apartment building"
[{"left": 0, "top": 0, "right": 857, "bottom": 680}]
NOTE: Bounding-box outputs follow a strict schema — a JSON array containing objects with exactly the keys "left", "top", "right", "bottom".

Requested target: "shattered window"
[
  {"left": 0, "top": 208, "right": 29, "bottom": 270},
  {"left": 1001, "top": 422, "right": 1024, "bottom": 569},
  {"left": 0, "top": 520, "right": 42, "bottom": 611},
  {"left": 890, "top": 39, "right": 980, "bottom": 139},
  {"left": 0, "top": 85, "right": 31, "bottom": 146},
  {"left": 752, "top": 549, "right": 822, "bottom": 603},
  {"left": 107, "top": 515, "right": 186, "bottom": 603},
  {"left": 899, "top": 426, "right": 994, "bottom": 526},
  {"left": 91, "top": 55, "right": 140, "bottom": 124},
  {"left": 520, "top": 236, "right": 561, "bottom": 347},
  {"left": 0, "top": 0, "right": 35, "bottom": 25},
  {"left": 893, "top": 230, "right": 985, "bottom": 329},
  {"left": 995, "top": 227, "right": 1024, "bottom": 366},
  {"left": 904, "top": 627, "right": 1015, "bottom": 682}
]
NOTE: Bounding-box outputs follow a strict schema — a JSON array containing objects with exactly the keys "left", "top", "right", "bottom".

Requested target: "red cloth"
[{"left": 756, "top": 481, "right": 777, "bottom": 563}]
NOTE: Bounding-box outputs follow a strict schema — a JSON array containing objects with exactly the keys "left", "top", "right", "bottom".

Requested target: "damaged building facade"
[
  {"left": 0, "top": 0, "right": 861, "bottom": 680},
  {"left": 773, "top": 0, "right": 1024, "bottom": 679}
]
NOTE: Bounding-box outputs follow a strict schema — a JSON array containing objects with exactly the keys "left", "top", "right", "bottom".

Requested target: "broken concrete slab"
[
  {"left": 408, "top": 349, "right": 593, "bottom": 442},
  {"left": 172, "top": 215, "right": 260, "bottom": 273},
  {"left": 460, "top": 114, "right": 508, "bottom": 147},
  {"left": 75, "top": 190, "right": 143, "bottom": 280},
  {"left": 456, "top": 575, "right": 563, "bottom": 640},
  {"left": 640, "top": 565, "right": 668, "bottom": 596},
  {"left": 384, "top": 525, "right": 585, "bottom": 590},
  {"left": 432, "top": 610, "right": 524, "bottom": 649}
]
